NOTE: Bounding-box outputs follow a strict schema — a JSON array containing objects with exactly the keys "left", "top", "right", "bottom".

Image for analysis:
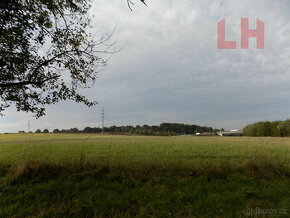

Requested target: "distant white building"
[
  {"left": 218, "top": 129, "right": 242, "bottom": 136},
  {"left": 229, "top": 129, "right": 240, "bottom": 132}
]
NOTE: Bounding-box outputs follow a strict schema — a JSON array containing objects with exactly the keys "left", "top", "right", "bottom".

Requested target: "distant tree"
[
  {"left": 43, "top": 129, "right": 49, "bottom": 133},
  {"left": 243, "top": 119, "right": 290, "bottom": 137},
  {"left": 68, "top": 128, "right": 79, "bottom": 133},
  {"left": 262, "top": 122, "right": 272, "bottom": 136},
  {"left": 271, "top": 121, "right": 280, "bottom": 137},
  {"left": 83, "top": 127, "right": 93, "bottom": 133},
  {"left": 35, "top": 129, "right": 41, "bottom": 133},
  {"left": 276, "top": 120, "right": 290, "bottom": 137},
  {"left": 53, "top": 129, "right": 60, "bottom": 133}
]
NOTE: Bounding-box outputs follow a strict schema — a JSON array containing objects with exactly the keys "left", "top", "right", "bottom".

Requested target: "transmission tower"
[
  {"left": 101, "top": 108, "right": 105, "bottom": 133},
  {"left": 27, "top": 121, "right": 30, "bottom": 133}
]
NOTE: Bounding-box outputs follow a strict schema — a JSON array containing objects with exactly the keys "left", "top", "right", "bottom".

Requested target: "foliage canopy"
[{"left": 0, "top": 0, "right": 146, "bottom": 117}]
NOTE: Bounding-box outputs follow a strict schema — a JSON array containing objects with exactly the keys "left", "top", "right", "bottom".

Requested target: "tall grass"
[
  {"left": 0, "top": 134, "right": 290, "bottom": 180},
  {"left": 1, "top": 134, "right": 290, "bottom": 217}
]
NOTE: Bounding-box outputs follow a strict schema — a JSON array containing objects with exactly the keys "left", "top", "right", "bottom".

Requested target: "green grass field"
[{"left": 0, "top": 134, "right": 290, "bottom": 217}]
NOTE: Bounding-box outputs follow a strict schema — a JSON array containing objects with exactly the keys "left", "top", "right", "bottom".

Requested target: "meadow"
[{"left": 0, "top": 134, "right": 290, "bottom": 217}]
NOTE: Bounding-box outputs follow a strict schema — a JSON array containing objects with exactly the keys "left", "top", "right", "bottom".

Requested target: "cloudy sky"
[{"left": 2, "top": 0, "right": 290, "bottom": 132}]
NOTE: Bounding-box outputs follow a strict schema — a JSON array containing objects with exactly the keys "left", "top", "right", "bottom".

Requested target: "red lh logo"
[{"left": 217, "top": 18, "right": 265, "bottom": 49}]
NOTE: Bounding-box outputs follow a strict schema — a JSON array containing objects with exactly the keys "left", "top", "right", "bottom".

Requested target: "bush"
[{"left": 243, "top": 119, "right": 290, "bottom": 137}]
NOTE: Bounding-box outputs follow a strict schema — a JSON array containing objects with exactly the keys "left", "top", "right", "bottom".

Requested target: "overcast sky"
[{"left": 2, "top": 0, "right": 290, "bottom": 132}]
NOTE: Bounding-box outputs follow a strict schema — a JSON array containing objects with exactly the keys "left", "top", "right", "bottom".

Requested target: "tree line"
[
  {"left": 35, "top": 123, "right": 220, "bottom": 136},
  {"left": 243, "top": 120, "right": 290, "bottom": 137}
]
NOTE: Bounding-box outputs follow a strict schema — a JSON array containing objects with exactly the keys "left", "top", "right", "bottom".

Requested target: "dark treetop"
[{"left": 0, "top": 0, "right": 146, "bottom": 117}]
